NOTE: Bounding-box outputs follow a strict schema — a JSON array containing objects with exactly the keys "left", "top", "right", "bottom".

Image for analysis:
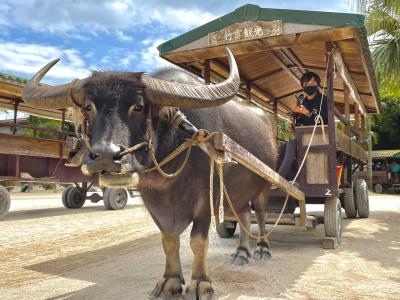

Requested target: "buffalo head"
[{"left": 22, "top": 49, "right": 240, "bottom": 187}]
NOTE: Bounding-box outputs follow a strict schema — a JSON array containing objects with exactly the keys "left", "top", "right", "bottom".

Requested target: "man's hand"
[{"left": 291, "top": 105, "right": 310, "bottom": 116}]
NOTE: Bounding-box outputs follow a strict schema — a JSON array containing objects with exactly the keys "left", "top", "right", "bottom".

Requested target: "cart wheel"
[
  {"left": 215, "top": 221, "right": 237, "bottom": 238},
  {"left": 343, "top": 186, "right": 357, "bottom": 218},
  {"left": 355, "top": 179, "right": 369, "bottom": 218},
  {"left": 324, "top": 197, "right": 343, "bottom": 244},
  {"left": 0, "top": 185, "right": 11, "bottom": 220},
  {"left": 65, "top": 187, "right": 86, "bottom": 209},
  {"left": 62, "top": 186, "right": 74, "bottom": 208},
  {"left": 373, "top": 183, "right": 383, "bottom": 194},
  {"left": 102, "top": 188, "right": 111, "bottom": 210},
  {"left": 103, "top": 188, "right": 128, "bottom": 210}
]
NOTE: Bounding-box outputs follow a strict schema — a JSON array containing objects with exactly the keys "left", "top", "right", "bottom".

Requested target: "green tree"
[
  {"left": 350, "top": 0, "right": 400, "bottom": 83},
  {"left": 350, "top": 1, "right": 400, "bottom": 149},
  {"left": 372, "top": 93, "right": 400, "bottom": 149}
]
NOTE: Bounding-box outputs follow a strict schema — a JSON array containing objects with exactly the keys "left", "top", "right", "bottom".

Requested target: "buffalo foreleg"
[
  {"left": 253, "top": 195, "right": 271, "bottom": 261},
  {"left": 230, "top": 204, "right": 252, "bottom": 266},
  {"left": 150, "top": 233, "right": 184, "bottom": 300},
  {"left": 185, "top": 202, "right": 214, "bottom": 300}
]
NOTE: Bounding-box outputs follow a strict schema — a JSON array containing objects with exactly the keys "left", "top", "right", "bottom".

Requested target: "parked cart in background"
[
  {"left": 0, "top": 73, "right": 130, "bottom": 220},
  {"left": 354, "top": 149, "right": 400, "bottom": 194}
]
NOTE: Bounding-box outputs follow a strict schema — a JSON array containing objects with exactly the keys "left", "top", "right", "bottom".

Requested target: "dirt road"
[{"left": 0, "top": 191, "right": 399, "bottom": 299}]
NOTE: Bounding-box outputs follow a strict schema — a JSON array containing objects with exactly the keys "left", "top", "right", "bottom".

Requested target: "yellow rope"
[{"left": 147, "top": 145, "right": 192, "bottom": 178}]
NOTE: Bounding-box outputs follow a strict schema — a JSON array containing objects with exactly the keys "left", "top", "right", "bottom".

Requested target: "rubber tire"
[
  {"left": 62, "top": 186, "right": 75, "bottom": 208},
  {"left": 324, "top": 197, "right": 343, "bottom": 244},
  {"left": 103, "top": 188, "right": 128, "bottom": 210},
  {"left": 215, "top": 221, "right": 237, "bottom": 238},
  {"left": 0, "top": 185, "right": 11, "bottom": 220},
  {"left": 355, "top": 179, "right": 370, "bottom": 218},
  {"left": 102, "top": 188, "right": 111, "bottom": 210},
  {"left": 343, "top": 186, "right": 357, "bottom": 218},
  {"left": 374, "top": 183, "right": 383, "bottom": 194},
  {"left": 66, "top": 187, "right": 86, "bottom": 209}
]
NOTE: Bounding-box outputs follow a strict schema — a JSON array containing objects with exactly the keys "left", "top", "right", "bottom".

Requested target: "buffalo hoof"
[
  {"left": 149, "top": 277, "right": 184, "bottom": 300},
  {"left": 185, "top": 280, "right": 214, "bottom": 300},
  {"left": 253, "top": 245, "right": 271, "bottom": 261},
  {"left": 230, "top": 246, "right": 251, "bottom": 266}
]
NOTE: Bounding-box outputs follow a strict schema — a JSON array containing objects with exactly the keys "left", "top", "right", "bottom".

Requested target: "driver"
[{"left": 277, "top": 71, "right": 329, "bottom": 181}]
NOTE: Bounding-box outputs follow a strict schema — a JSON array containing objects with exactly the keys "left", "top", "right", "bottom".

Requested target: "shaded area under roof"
[{"left": 0, "top": 73, "right": 73, "bottom": 122}]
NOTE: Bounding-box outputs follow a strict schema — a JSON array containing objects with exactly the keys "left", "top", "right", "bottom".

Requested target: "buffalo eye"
[
  {"left": 85, "top": 104, "right": 92, "bottom": 112},
  {"left": 129, "top": 100, "right": 144, "bottom": 116},
  {"left": 133, "top": 103, "right": 144, "bottom": 112}
]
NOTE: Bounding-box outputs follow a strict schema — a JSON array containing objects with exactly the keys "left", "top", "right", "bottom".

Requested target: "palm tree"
[{"left": 350, "top": 1, "right": 400, "bottom": 84}]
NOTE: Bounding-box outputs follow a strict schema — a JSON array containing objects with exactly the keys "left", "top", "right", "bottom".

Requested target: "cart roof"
[
  {"left": 0, "top": 72, "right": 73, "bottom": 121},
  {"left": 158, "top": 4, "right": 380, "bottom": 118},
  {"left": 372, "top": 149, "right": 400, "bottom": 159}
]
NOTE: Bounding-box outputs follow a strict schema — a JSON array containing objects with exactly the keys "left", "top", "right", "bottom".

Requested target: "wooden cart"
[
  {"left": 0, "top": 74, "right": 130, "bottom": 220},
  {"left": 353, "top": 149, "right": 400, "bottom": 194},
  {"left": 157, "top": 4, "right": 380, "bottom": 248}
]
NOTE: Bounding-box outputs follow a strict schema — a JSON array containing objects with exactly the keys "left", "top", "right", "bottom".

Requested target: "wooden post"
[
  {"left": 13, "top": 100, "right": 19, "bottom": 135},
  {"left": 15, "top": 155, "right": 20, "bottom": 178},
  {"left": 367, "top": 116, "right": 373, "bottom": 189},
  {"left": 273, "top": 99, "right": 278, "bottom": 147},
  {"left": 354, "top": 103, "right": 360, "bottom": 141},
  {"left": 60, "top": 109, "right": 66, "bottom": 158},
  {"left": 343, "top": 83, "right": 352, "bottom": 186},
  {"left": 246, "top": 83, "right": 251, "bottom": 104},
  {"left": 326, "top": 43, "right": 338, "bottom": 196},
  {"left": 344, "top": 84, "right": 350, "bottom": 137},
  {"left": 361, "top": 114, "right": 366, "bottom": 143},
  {"left": 204, "top": 59, "right": 210, "bottom": 85}
]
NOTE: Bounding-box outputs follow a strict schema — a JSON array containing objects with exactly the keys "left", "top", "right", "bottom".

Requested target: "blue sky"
[{"left": 0, "top": 0, "right": 356, "bottom": 84}]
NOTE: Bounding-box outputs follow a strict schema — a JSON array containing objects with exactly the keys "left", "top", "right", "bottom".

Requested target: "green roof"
[{"left": 158, "top": 4, "right": 365, "bottom": 55}]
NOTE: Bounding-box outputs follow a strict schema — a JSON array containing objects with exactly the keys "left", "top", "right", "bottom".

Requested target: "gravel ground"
[{"left": 0, "top": 190, "right": 399, "bottom": 299}]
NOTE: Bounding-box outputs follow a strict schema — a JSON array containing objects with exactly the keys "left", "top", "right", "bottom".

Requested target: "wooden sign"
[{"left": 208, "top": 20, "right": 283, "bottom": 47}]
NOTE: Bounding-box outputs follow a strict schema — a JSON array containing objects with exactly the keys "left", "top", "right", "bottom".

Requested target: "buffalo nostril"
[{"left": 89, "top": 152, "right": 98, "bottom": 160}]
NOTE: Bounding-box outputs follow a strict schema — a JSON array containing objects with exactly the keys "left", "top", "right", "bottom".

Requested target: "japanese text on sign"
[{"left": 208, "top": 20, "right": 283, "bottom": 46}]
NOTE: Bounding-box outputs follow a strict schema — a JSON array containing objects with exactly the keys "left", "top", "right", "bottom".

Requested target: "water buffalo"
[{"left": 22, "top": 49, "right": 277, "bottom": 299}]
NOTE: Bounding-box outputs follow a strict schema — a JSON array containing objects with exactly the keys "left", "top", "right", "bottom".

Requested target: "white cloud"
[
  {"left": 0, "top": 42, "right": 91, "bottom": 83},
  {"left": 116, "top": 30, "right": 134, "bottom": 42},
  {"left": 0, "top": 3, "right": 11, "bottom": 26},
  {"left": 120, "top": 52, "right": 137, "bottom": 67},
  {"left": 0, "top": 0, "right": 217, "bottom": 36},
  {"left": 151, "top": 7, "right": 215, "bottom": 31},
  {"left": 139, "top": 38, "right": 174, "bottom": 71}
]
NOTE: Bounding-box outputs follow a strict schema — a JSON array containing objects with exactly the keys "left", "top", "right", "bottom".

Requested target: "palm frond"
[
  {"left": 365, "top": 8, "right": 400, "bottom": 35},
  {"left": 372, "top": 32, "right": 400, "bottom": 78},
  {"left": 349, "top": 0, "right": 400, "bottom": 15}
]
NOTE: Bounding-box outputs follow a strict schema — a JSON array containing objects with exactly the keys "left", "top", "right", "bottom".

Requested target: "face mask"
[{"left": 303, "top": 85, "right": 318, "bottom": 96}]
